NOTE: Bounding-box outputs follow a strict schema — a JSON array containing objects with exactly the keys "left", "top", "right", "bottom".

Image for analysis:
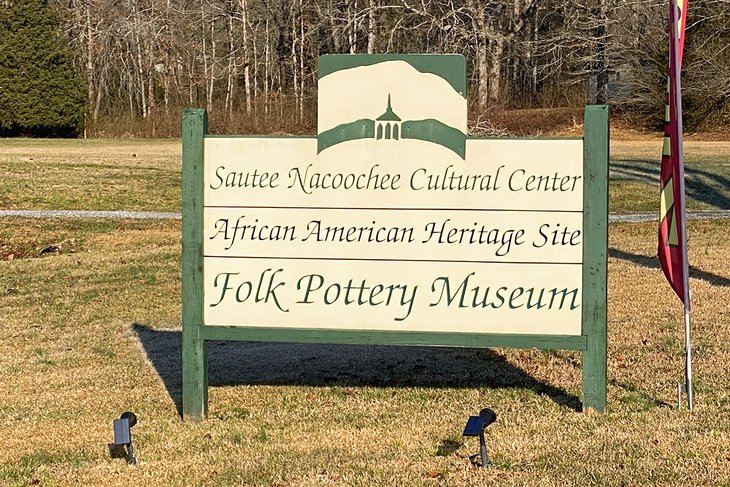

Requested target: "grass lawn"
[
  {"left": 1, "top": 137, "right": 729, "bottom": 215},
  {"left": 0, "top": 138, "right": 729, "bottom": 485},
  {"left": 0, "top": 139, "right": 180, "bottom": 212},
  {"left": 610, "top": 140, "right": 730, "bottom": 214}
]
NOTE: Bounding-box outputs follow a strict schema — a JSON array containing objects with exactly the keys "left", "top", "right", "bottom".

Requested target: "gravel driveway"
[{"left": 1, "top": 209, "right": 729, "bottom": 222}]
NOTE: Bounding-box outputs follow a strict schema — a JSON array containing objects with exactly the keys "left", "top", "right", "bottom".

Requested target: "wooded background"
[{"left": 1, "top": 0, "right": 728, "bottom": 137}]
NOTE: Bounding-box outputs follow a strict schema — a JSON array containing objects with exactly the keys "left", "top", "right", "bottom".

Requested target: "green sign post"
[{"left": 182, "top": 55, "right": 608, "bottom": 420}]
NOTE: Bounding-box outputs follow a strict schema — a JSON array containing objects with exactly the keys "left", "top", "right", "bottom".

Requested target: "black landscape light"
[
  {"left": 462, "top": 408, "right": 497, "bottom": 468},
  {"left": 112, "top": 411, "right": 138, "bottom": 465}
]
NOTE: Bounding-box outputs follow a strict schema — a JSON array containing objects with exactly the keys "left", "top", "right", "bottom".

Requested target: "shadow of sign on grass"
[
  {"left": 611, "top": 160, "right": 730, "bottom": 210},
  {"left": 132, "top": 324, "right": 581, "bottom": 416}
]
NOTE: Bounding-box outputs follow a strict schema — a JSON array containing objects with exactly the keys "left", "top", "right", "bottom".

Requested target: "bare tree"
[{"left": 56, "top": 0, "right": 729, "bottom": 135}]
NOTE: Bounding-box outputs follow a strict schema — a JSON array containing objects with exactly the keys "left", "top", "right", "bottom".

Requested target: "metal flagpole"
[
  {"left": 671, "top": 0, "right": 693, "bottom": 411},
  {"left": 683, "top": 308, "right": 693, "bottom": 410}
]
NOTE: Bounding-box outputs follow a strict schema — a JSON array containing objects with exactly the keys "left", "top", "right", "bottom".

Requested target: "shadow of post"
[
  {"left": 609, "top": 248, "right": 730, "bottom": 287},
  {"left": 132, "top": 324, "right": 582, "bottom": 417}
]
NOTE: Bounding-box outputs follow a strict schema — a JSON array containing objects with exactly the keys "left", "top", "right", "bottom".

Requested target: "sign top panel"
[{"left": 317, "top": 55, "right": 467, "bottom": 159}]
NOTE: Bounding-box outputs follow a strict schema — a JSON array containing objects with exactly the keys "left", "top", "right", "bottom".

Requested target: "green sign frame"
[{"left": 181, "top": 105, "right": 608, "bottom": 420}]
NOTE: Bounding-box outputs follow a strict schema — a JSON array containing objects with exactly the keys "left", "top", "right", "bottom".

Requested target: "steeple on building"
[{"left": 375, "top": 94, "right": 402, "bottom": 140}]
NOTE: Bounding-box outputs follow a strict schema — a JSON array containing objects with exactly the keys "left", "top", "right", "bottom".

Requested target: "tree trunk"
[
  {"left": 84, "top": 0, "right": 96, "bottom": 122},
  {"left": 240, "top": 0, "right": 252, "bottom": 114},
  {"left": 367, "top": 0, "right": 376, "bottom": 53},
  {"left": 291, "top": 2, "right": 298, "bottom": 119},
  {"left": 488, "top": 37, "right": 505, "bottom": 105},
  {"left": 264, "top": 18, "right": 270, "bottom": 115},
  {"left": 476, "top": 40, "right": 490, "bottom": 111},
  {"left": 468, "top": 1, "right": 491, "bottom": 110},
  {"left": 594, "top": 0, "right": 609, "bottom": 104},
  {"left": 299, "top": 0, "right": 304, "bottom": 120},
  {"left": 225, "top": 10, "right": 235, "bottom": 116},
  {"left": 348, "top": 0, "right": 357, "bottom": 54}
]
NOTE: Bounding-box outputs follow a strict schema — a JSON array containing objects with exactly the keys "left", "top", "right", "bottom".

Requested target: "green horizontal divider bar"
[{"left": 200, "top": 326, "right": 587, "bottom": 351}]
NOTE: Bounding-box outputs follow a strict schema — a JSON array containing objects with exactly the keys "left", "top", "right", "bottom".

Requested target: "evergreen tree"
[{"left": 0, "top": 0, "right": 87, "bottom": 136}]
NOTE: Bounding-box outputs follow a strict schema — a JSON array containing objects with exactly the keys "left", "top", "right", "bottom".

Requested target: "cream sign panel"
[{"left": 202, "top": 55, "right": 584, "bottom": 336}]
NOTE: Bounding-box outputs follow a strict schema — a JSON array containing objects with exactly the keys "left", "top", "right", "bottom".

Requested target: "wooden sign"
[{"left": 182, "top": 55, "right": 608, "bottom": 419}]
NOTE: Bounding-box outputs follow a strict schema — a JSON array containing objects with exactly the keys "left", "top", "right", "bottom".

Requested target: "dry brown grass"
[
  {"left": 1, "top": 137, "right": 729, "bottom": 485},
  {"left": 1, "top": 216, "right": 729, "bottom": 486}
]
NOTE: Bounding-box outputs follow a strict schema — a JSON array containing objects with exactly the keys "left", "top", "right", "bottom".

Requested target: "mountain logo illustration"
[
  {"left": 317, "top": 94, "right": 466, "bottom": 158},
  {"left": 316, "top": 55, "right": 467, "bottom": 159}
]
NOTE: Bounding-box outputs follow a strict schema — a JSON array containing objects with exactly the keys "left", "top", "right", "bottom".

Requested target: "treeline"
[{"left": 2, "top": 0, "right": 729, "bottom": 137}]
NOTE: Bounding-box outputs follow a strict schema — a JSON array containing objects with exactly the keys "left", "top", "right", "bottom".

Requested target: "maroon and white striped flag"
[{"left": 658, "top": 0, "right": 689, "bottom": 303}]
